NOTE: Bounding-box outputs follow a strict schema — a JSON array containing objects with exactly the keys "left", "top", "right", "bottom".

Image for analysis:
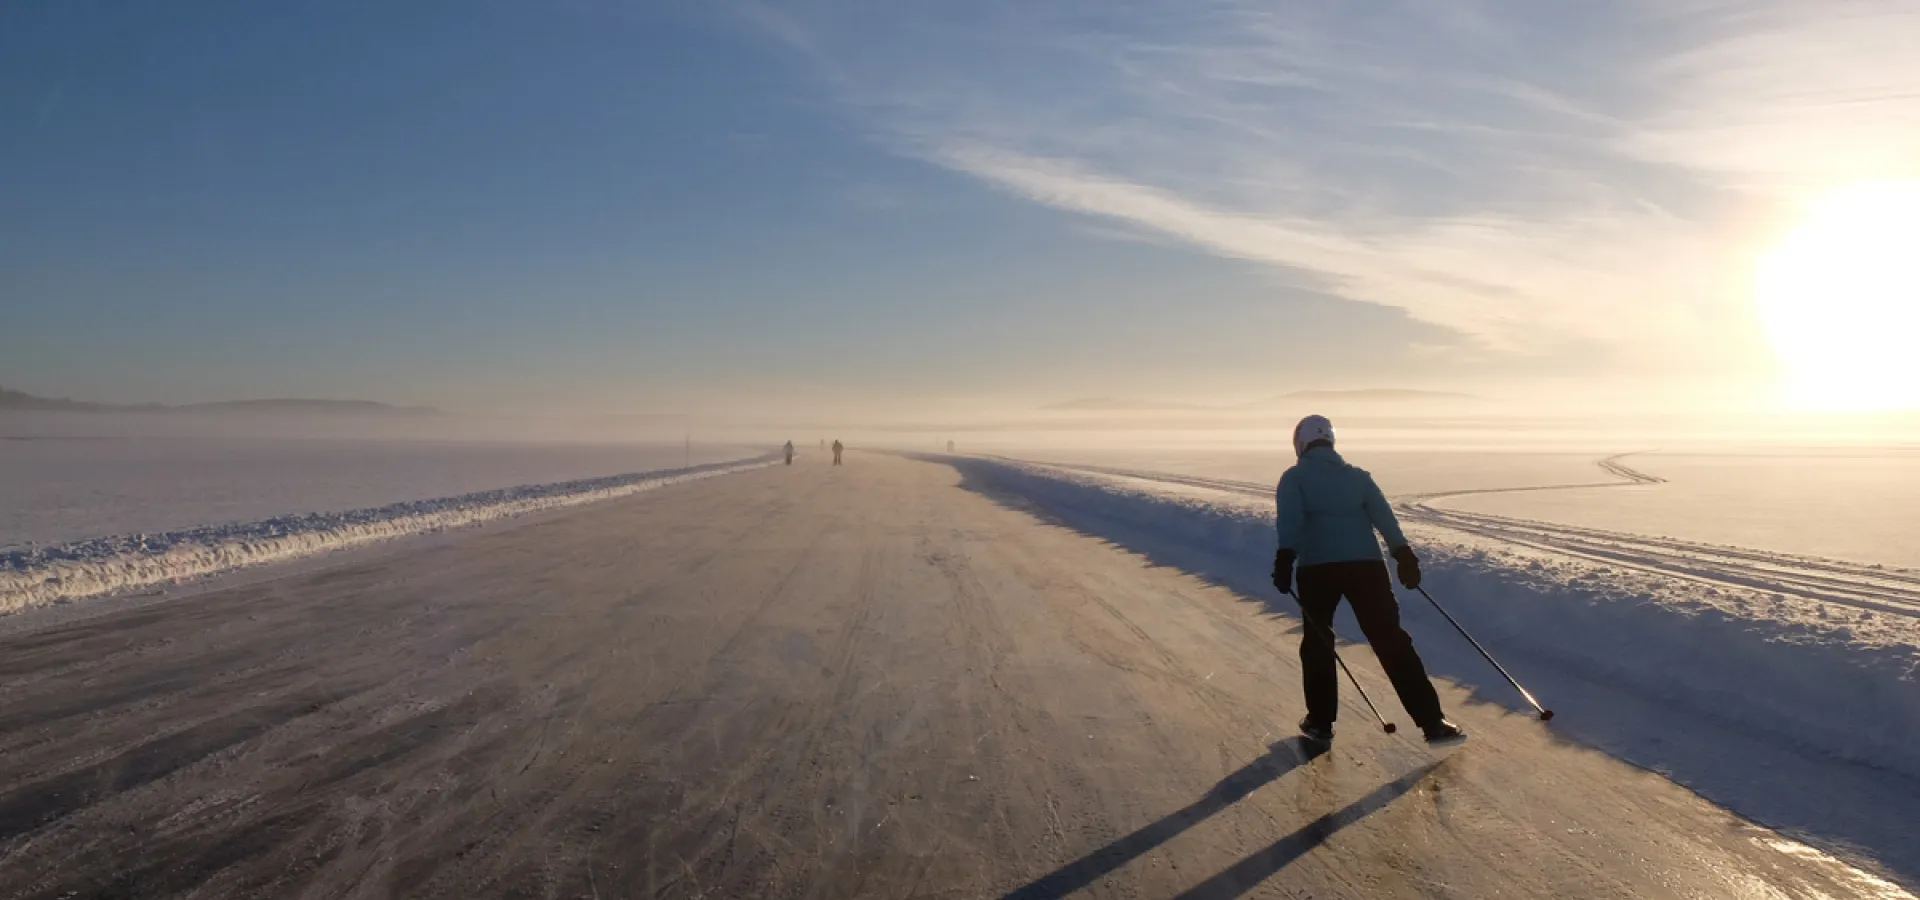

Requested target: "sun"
[{"left": 1755, "top": 181, "right": 1920, "bottom": 411}]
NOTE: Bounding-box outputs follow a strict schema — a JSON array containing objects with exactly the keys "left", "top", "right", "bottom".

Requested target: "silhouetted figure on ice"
[
  {"left": 831, "top": 440, "right": 844, "bottom": 466},
  {"left": 783, "top": 441, "right": 794, "bottom": 466},
  {"left": 1272, "top": 415, "right": 1464, "bottom": 746}
]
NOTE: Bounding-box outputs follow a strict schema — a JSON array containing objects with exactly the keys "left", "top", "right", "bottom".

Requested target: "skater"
[
  {"left": 831, "top": 439, "right": 843, "bottom": 466},
  {"left": 1272, "top": 415, "right": 1464, "bottom": 746},
  {"left": 783, "top": 441, "right": 794, "bottom": 466},
  {"left": 947, "top": 440, "right": 955, "bottom": 453}
]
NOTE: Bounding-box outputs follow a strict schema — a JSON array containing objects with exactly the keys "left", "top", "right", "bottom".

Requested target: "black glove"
[
  {"left": 1272, "top": 548, "right": 1297, "bottom": 594},
  {"left": 1391, "top": 545, "right": 1422, "bottom": 590}
]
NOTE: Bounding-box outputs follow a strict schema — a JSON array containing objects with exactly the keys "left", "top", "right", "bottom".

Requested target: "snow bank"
[
  {"left": 1, "top": 454, "right": 777, "bottom": 613},
  {"left": 945, "top": 456, "right": 1920, "bottom": 784}
]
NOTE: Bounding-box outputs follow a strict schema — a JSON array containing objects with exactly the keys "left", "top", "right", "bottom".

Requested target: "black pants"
[{"left": 1296, "top": 560, "right": 1444, "bottom": 728}]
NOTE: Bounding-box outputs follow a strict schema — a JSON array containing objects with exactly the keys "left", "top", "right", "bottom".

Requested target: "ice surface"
[{"left": 944, "top": 453, "right": 1920, "bottom": 877}]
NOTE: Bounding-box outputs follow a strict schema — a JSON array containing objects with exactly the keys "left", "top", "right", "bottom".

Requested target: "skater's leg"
[
  {"left": 1346, "top": 561, "right": 1445, "bottom": 728},
  {"left": 1293, "top": 564, "right": 1343, "bottom": 726}
]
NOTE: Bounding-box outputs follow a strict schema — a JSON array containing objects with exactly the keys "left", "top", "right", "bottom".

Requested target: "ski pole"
[
  {"left": 1415, "top": 586, "right": 1554, "bottom": 721},
  {"left": 1288, "top": 590, "right": 1396, "bottom": 734}
]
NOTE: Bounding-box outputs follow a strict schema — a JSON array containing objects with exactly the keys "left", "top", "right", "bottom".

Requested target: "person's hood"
[{"left": 1299, "top": 445, "right": 1345, "bottom": 466}]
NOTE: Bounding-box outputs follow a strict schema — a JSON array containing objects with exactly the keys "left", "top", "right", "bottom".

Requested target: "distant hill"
[
  {"left": 1043, "top": 390, "right": 1480, "bottom": 412},
  {"left": 1042, "top": 397, "right": 1210, "bottom": 411},
  {"left": 178, "top": 399, "right": 438, "bottom": 416},
  {"left": 0, "top": 386, "right": 435, "bottom": 416},
  {"left": 0, "top": 386, "right": 131, "bottom": 411},
  {"left": 1247, "top": 389, "right": 1479, "bottom": 407}
]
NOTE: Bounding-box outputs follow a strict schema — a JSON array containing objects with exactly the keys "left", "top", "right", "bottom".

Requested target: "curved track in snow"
[
  {"left": 1402, "top": 454, "right": 1920, "bottom": 620},
  {"left": 1013, "top": 454, "right": 1920, "bottom": 620}
]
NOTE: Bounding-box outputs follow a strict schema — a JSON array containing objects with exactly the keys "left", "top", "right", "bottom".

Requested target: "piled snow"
[
  {"left": 945, "top": 455, "right": 1920, "bottom": 787},
  {"left": 1, "top": 454, "right": 777, "bottom": 613},
  {"left": 0, "top": 436, "right": 765, "bottom": 547}
]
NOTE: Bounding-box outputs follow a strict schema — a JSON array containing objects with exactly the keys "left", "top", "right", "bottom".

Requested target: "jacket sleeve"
[
  {"left": 1275, "top": 470, "right": 1306, "bottom": 551},
  {"left": 1361, "top": 473, "right": 1409, "bottom": 550}
]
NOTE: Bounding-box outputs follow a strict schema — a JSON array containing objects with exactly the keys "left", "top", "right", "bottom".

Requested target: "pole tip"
[
  {"left": 1539, "top": 709, "right": 1555, "bottom": 721},
  {"left": 1383, "top": 722, "right": 1397, "bottom": 734}
]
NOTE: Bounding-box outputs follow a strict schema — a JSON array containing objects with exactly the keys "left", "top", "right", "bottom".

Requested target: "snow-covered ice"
[
  {"left": 1, "top": 448, "right": 776, "bottom": 612},
  {"left": 1440, "top": 448, "right": 1920, "bottom": 569},
  {"left": 994, "top": 442, "right": 1920, "bottom": 569},
  {"left": 0, "top": 436, "right": 762, "bottom": 547}
]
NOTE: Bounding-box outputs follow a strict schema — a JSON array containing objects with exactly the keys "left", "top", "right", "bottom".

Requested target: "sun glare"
[{"left": 1756, "top": 181, "right": 1920, "bottom": 411}]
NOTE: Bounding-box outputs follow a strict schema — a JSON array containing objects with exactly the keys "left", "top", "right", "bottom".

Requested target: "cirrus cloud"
[{"left": 738, "top": 0, "right": 1920, "bottom": 371}]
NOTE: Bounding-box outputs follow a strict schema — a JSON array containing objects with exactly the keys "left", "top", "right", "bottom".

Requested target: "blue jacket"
[{"left": 1275, "top": 446, "right": 1408, "bottom": 566}]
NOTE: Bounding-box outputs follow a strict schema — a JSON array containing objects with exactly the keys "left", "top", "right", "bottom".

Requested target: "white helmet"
[{"left": 1293, "top": 415, "right": 1335, "bottom": 457}]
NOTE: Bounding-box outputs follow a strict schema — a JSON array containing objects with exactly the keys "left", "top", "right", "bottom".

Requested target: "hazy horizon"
[{"left": 0, "top": 373, "right": 1883, "bottom": 425}]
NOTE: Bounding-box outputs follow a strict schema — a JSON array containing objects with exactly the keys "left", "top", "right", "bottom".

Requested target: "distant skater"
[
  {"left": 783, "top": 441, "right": 794, "bottom": 466},
  {"left": 947, "top": 440, "right": 955, "bottom": 453},
  {"left": 1272, "top": 415, "right": 1463, "bottom": 746},
  {"left": 831, "top": 439, "right": 843, "bottom": 466}
]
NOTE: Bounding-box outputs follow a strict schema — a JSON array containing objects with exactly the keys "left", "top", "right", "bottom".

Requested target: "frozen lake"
[
  {"left": 1002, "top": 446, "right": 1601, "bottom": 496},
  {"left": 7, "top": 424, "right": 1915, "bottom": 573},
  {"left": 0, "top": 436, "right": 760, "bottom": 547},
  {"left": 996, "top": 441, "right": 1920, "bottom": 570},
  {"left": 1440, "top": 448, "right": 1920, "bottom": 570}
]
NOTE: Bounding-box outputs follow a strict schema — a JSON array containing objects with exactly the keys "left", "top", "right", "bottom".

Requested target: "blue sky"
[{"left": 4, "top": 1, "right": 1917, "bottom": 414}]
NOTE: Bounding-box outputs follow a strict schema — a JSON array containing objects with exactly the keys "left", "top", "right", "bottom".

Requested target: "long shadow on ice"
[
  {"left": 1001, "top": 739, "right": 1328, "bottom": 900},
  {"left": 1005, "top": 741, "right": 1439, "bottom": 900},
  {"left": 937, "top": 455, "right": 1920, "bottom": 891},
  {"left": 1170, "top": 762, "right": 1442, "bottom": 900}
]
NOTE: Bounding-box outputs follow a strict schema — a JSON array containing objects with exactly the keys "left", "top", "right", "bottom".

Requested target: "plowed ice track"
[{"left": 0, "top": 455, "right": 1903, "bottom": 899}]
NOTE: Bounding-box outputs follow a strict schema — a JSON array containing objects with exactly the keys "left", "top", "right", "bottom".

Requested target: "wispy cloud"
[
  {"left": 1623, "top": 0, "right": 1920, "bottom": 189},
  {"left": 741, "top": 0, "right": 1919, "bottom": 368},
  {"left": 730, "top": 1, "right": 817, "bottom": 56},
  {"left": 930, "top": 143, "right": 1714, "bottom": 353}
]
